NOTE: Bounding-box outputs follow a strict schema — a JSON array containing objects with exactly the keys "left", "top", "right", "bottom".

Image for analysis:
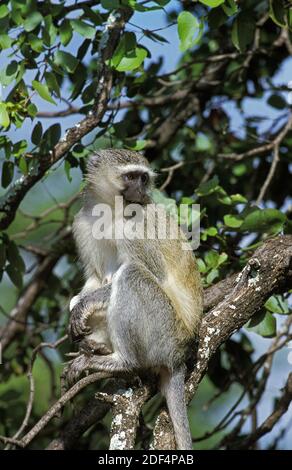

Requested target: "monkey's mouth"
[{"left": 121, "top": 190, "right": 147, "bottom": 205}]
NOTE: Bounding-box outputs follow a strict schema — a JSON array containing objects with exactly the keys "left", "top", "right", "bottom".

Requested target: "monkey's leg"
[
  {"left": 69, "top": 283, "right": 111, "bottom": 341},
  {"left": 66, "top": 352, "right": 127, "bottom": 385}
]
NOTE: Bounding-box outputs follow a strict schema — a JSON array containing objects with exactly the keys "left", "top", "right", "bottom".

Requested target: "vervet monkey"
[{"left": 68, "top": 149, "right": 203, "bottom": 450}]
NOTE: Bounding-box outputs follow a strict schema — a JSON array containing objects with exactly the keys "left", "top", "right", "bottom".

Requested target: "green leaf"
[
  {"left": 199, "top": 0, "right": 225, "bottom": 7},
  {"left": 44, "top": 71, "right": 60, "bottom": 98},
  {"left": 59, "top": 19, "right": 73, "bottom": 46},
  {"left": 197, "top": 258, "right": 207, "bottom": 273},
  {"left": 1, "top": 161, "right": 14, "bottom": 188},
  {"left": 6, "top": 264, "right": 23, "bottom": 289},
  {"left": 269, "top": 0, "right": 286, "bottom": 27},
  {"left": 205, "top": 250, "right": 227, "bottom": 269},
  {"left": 232, "top": 163, "right": 247, "bottom": 176},
  {"left": 208, "top": 8, "right": 228, "bottom": 28},
  {"left": 71, "top": 144, "right": 90, "bottom": 159},
  {"left": 0, "top": 61, "right": 18, "bottom": 86},
  {"left": 31, "top": 121, "right": 43, "bottom": 146},
  {"left": 0, "top": 242, "right": 6, "bottom": 270},
  {"left": 246, "top": 311, "right": 276, "bottom": 338},
  {"left": 64, "top": 159, "right": 73, "bottom": 182},
  {"left": 205, "top": 250, "right": 219, "bottom": 268},
  {"left": 115, "top": 47, "right": 147, "bottom": 72},
  {"left": 224, "top": 214, "right": 243, "bottom": 228},
  {"left": 28, "top": 33, "right": 43, "bottom": 52},
  {"left": 222, "top": 0, "right": 238, "bottom": 16},
  {"left": 152, "top": 0, "right": 171, "bottom": 4},
  {"left": 111, "top": 32, "right": 136, "bottom": 68},
  {"left": 144, "top": 30, "right": 169, "bottom": 44},
  {"left": 232, "top": 12, "right": 255, "bottom": 51},
  {"left": 201, "top": 226, "right": 218, "bottom": 241},
  {"left": 24, "top": 12, "right": 43, "bottom": 32},
  {"left": 206, "top": 268, "right": 219, "bottom": 284},
  {"left": 230, "top": 194, "right": 248, "bottom": 204},
  {"left": 0, "top": 102, "right": 10, "bottom": 128},
  {"left": 54, "top": 50, "right": 79, "bottom": 73},
  {"left": 7, "top": 242, "right": 25, "bottom": 273},
  {"left": 240, "top": 208, "right": 286, "bottom": 234},
  {"left": 265, "top": 295, "right": 289, "bottom": 315},
  {"left": 151, "top": 190, "right": 177, "bottom": 217},
  {"left": 101, "top": 0, "right": 120, "bottom": 9},
  {"left": 195, "top": 133, "right": 212, "bottom": 151},
  {"left": 82, "top": 6, "right": 103, "bottom": 25},
  {"left": 196, "top": 175, "right": 220, "bottom": 196},
  {"left": 177, "top": 11, "right": 204, "bottom": 52},
  {"left": 32, "top": 80, "right": 56, "bottom": 105},
  {"left": 13, "top": 140, "right": 27, "bottom": 157},
  {"left": 126, "top": 139, "right": 147, "bottom": 151},
  {"left": 71, "top": 19, "right": 96, "bottom": 39},
  {"left": 0, "top": 33, "right": 12, "bottom": 49},
  {"left": 43, "top": 14, "right": 57, "bottom": 47},
  {"left": 42, "top": 123, "right": 61, "bottom": 150},
  {"left": 18, "top": 156, "right": 28, "bottom": 175},
  {"left": 0, "top": 5, "right": 9, "bottom": 18},
  {"left": 218, "top": 194, "right": 232, "bottom": 205},
  {"left": 217, "top": 252, "right": 228, "bottom": 266},
  {"left": 267, "top": 94, "right": 287, "bottom": 109}
]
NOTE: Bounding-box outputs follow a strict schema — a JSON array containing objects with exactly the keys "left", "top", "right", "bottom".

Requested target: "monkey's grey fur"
[{"left": 67, "top": 149, "right": 203, "bottom": 450}]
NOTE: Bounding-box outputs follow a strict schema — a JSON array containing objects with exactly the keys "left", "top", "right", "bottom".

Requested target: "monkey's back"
[{"left": 131, "top": 204, "right": 203, "bottom": 340}]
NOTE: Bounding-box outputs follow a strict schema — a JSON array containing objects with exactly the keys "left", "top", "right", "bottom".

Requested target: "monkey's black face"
[{"left": 121, "top": 171, "right": 150, "bottom": 204}]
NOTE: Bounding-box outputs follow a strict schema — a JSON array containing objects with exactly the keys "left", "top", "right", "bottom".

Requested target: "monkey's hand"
[{"left": 68, "top": 300, "right": 95, "bottom": 342}]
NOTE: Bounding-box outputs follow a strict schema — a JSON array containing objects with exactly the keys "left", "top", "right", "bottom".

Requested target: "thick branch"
[{"left": 153, "top": 234, "right": 292, "bottom": 449}]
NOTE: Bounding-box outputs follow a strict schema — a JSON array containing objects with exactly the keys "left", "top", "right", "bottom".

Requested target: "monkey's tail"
[{"left": 160, "top": 366, "right": 193, "bottom": 450}]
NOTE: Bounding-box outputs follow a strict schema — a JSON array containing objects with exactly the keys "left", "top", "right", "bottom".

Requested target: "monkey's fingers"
[
  {"left": 68, "top": 314, "right": 92, "bottom": 342},
  {"left": 66, "top": 354, "right": 90, "bottom": 386}
]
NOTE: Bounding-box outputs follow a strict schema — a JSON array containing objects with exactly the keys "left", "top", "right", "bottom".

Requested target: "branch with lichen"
[{"left": 1, "top": 234, "right": 291, "bottom": 450}]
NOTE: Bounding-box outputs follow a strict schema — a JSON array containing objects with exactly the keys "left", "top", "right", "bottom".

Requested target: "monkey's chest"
[{"left": 94, "top": 239, "right": 120, "bottom": 284}]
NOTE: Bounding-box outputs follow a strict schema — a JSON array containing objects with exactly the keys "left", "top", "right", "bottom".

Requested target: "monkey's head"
[{"left": 86, "top": 149, "right": 156, "bottom": 206}]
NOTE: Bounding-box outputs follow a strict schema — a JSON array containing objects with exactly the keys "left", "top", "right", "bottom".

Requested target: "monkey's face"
[{"left": 120, "top": 170, "right": 151, "bottom": 205}]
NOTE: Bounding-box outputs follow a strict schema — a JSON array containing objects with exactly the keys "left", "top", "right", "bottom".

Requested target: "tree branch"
[
  {"left": 2, "top": 235, "right": 291, "bottom": 450},
  {"left": 238, "top": 373, "right": 292, "bottom": 449},
  {"left": 256, "top": 114, "right": 292, "bottom": 204},
  {"left": 0, "top": 8, "right": 133, "bottom": 231},
  {"left": 218, "top": 114, "right": 292, "bottom": 163},
  {"left": 153, "top": 234, "right": 292, "bottom": 449},
  {"left": 0, "top": 227, "right": 72, "bottom": 350}
]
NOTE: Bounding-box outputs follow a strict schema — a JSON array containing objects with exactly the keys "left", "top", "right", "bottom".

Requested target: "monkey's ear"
[{"left": 87, "top": 152, "right": 104, "bottom": 170}]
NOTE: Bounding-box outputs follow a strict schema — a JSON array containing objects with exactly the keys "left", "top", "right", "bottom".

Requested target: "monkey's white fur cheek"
[{"left": 69, "top": 295, "right": 80, "bottom": 312}]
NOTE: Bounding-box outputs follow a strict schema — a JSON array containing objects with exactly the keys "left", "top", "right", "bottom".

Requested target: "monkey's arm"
[{"left": 69, "top": 283, "right": 112, "bottom": 342}]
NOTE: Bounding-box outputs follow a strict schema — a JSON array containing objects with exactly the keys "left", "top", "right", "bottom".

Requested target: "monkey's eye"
[
  {"left": 141, "top": 172, "right": 149, "bottom": 185},
  {"left": 122, "top": 173, "right": 134, "bottom": 181}
]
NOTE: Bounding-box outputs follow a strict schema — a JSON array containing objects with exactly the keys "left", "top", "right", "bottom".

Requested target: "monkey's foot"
[
  {"left": 64, "top": 354, "right": 90, "bottom": 386},
  {"left": 80, "top": 339, "right": 112, "bottom": 356},
  {"left": 66, "top": 353, "right": 127, "bottom": 386}
]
